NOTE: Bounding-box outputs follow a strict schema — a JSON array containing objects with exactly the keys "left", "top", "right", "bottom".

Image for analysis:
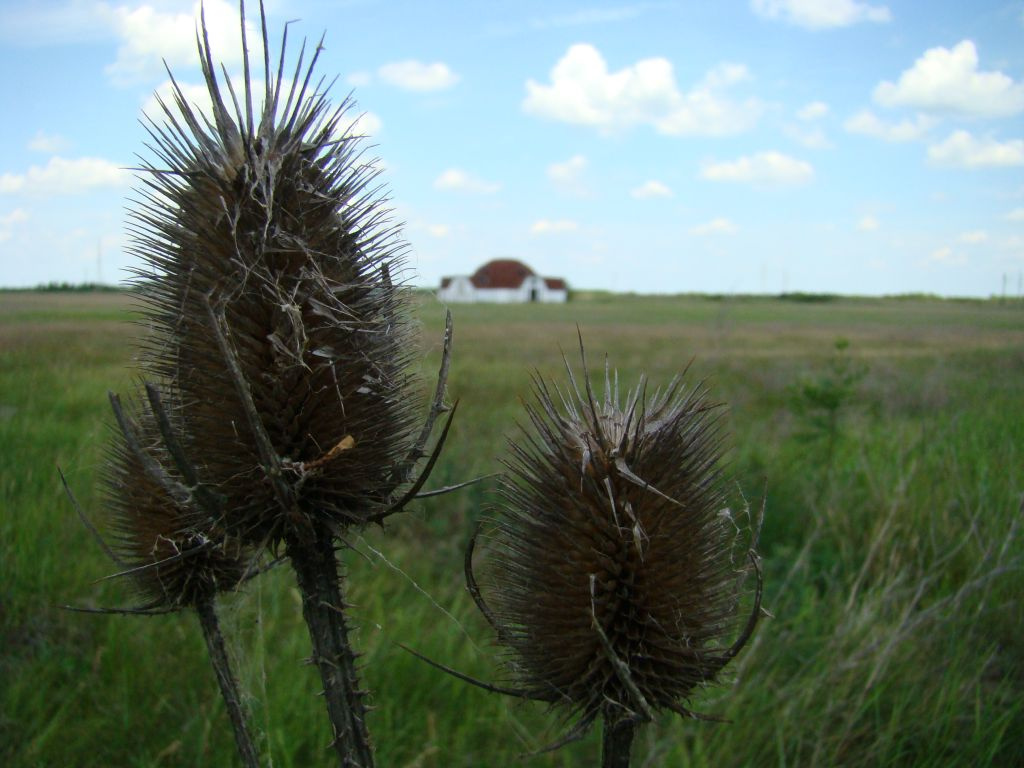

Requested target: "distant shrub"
[
  {"left": 790, "top": 338, "right": 868, "bottom": 477},
  {"left": 885, "top": 292, "right": 943, "bottom": 301},
  {"left": 31, "top": 282, "right": 123, "bottom": 293},
  {"left": 777, "top": 292, "right": 839, "bottom": 303}
]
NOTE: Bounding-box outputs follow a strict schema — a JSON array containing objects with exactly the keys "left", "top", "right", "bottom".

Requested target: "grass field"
[{"left": 2, "top": 289, "right": 1022, "bottom": 767}]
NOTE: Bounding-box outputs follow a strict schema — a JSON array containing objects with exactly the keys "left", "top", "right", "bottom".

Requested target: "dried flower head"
[
  {"left": 99, "top": 387, "right": 251, "bottom": 610},
  {"left": 128, "top": 2, "right": 429, "bottom": 549},
  {"left": 467, "top": 346, "right": 762, "bottom": 757}
]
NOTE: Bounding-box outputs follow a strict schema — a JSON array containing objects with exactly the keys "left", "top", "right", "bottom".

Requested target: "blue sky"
[{"left": 1, "top": 0, "right": 1022, "bottom": 296}]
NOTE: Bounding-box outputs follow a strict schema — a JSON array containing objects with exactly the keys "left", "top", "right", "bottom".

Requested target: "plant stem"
[
  {"left": 195, "top": 594, "right": 261, "bottom": 768},
  {"left": 287, "top": 525, "right": 374, "bottom": 767},
  {"left": 601, "top": 715, "right": 636, "bottom": 768}
]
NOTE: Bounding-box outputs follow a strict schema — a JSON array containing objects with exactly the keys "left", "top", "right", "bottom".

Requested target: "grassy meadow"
[{"left": 1, "top": 289, "right": 1022, "bottom": 766}]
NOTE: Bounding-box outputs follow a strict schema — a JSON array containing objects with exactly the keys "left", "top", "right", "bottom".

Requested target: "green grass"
[{"left": 2, "top": 292, "right": 1021, "bottom": 767}]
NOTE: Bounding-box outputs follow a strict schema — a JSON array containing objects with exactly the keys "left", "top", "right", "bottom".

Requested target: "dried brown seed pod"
[
  {"left": 128, "top": 1, "right": 426, "bottom": 549},
  {"left": 100, "top": 387, "right": 252, "bottom": 610},
  {"left": 467, "top": 346, "right": 763, "bottom": 764}
]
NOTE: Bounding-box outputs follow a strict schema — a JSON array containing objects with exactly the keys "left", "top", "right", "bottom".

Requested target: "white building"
[{"left": 437, "top": 259, "right": 568, "bottom": 304}]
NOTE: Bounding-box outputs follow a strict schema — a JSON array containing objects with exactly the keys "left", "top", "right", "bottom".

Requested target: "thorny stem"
[
  {"left": 194, "top": 593, "right": 261, "bottom": 768},
  {"left": 601, "top": 715, "right": 636, "bottom": 768},
  {"left": 287, "top": 524, "right": 374, "bottom": 768}
]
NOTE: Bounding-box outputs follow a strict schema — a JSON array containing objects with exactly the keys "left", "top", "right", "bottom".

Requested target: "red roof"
[
  {"left": 470, "top": 259, "right": 535, "bottom": 289},
  {"left": 439, "top": 259, "right": 568, "bottom": 294}
]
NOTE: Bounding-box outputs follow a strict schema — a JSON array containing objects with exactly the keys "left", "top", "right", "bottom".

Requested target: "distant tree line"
[{"left": 3, "top": 282, "right": 126, "bottom": 293}]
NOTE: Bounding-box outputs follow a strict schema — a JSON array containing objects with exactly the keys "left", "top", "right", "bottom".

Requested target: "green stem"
[
  {"left": 601, "top": 715, "right": 636, "bottom": 768},
  {"left": 287, "top": 526, "right": 374, "bottom": 768},
  {"left": 195, "top": 594, "right": 261, "bottom": 768}
]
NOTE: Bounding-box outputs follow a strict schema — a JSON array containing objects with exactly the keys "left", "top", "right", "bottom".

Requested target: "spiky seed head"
[
  {"left": 476, "top": 354, "right": 760, "bottom": 732},
  {"left": 103, "top": 393, "right": 250, "bottom": 609},
  {"left": 127, "top": 8, "right": 418, "bottom": 545}
]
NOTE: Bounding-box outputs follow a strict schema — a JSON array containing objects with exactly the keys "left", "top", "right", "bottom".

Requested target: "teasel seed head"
[
  {"left": 469, "top": 346, "right": 763, "bottom": 747},
  {"left": 101, "top": 387, "right": 252, "bottom": 610},
  {"left": 126, "top": 2, "right": 422, "bottom": 546}
]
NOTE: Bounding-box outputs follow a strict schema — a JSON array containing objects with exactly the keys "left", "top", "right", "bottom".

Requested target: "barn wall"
[{"left": 437, "top": 271, "right": 568, "bottom": 304}]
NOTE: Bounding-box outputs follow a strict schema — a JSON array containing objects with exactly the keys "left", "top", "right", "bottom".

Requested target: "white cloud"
[
  {"left": 347, "top": 71, "right": 372, "bottom": 88},
  {"left": 858, "top": 215, "right": 880, "bottom": 231},
  {"left": 530, "top": 219, "right": 579, "bottom": 234},
  {"left": 844, "top": 110, "right": 932, "bottom": 142},
  {"left": 547, "top": 155, "right": 588, "bottom": 193},
  {"left": 426, "top": 224, "right": 450, "bottom": 238},
  {"left": 0, "top": 157, "right": 130, "bottom": 196},
  {"left": 873, "top": 40, "right": 1024, "bottom": 118},
  {"left": 103, "top": 0, "right": 261, "bottom": 85},
  {"left": 378, "top": 60, "right": 459, "bottom": 91},
  {"left": 433, "top": 169, "right": 501, "bottom": 194},
  {"left": 523, "top": 44, "right": 762, "bottom": 137},
  {"left": 0, "top": 208, "right": 29, "bottom": 242},
  {"left": 349, "top": 111, "right": 382, "bottom": 137},
  {"left": 751, "top": 0, "right": 891, "bottom": 29},
  {"left": 958, "top": 230, "right": 988, "bottom": 244},
  {"left": 797, "top": 101, "right": 829, "bottom": 120},
  {"left": 784, "top": 124, "right": 831, "bottom": 149},
  {"left": 927, "top": 131, "right": 1024, "bottom": 169},
  {"left": 1006, "top": 207, "right": 1024, "bottom": 222},
  {"left": 925, "top": 246, "right": 967, "bottom": 266},
  {"left": 0, "top": 175, "right": 23, "bottom": 194},
  {"left": 689, "top": 217, "right": 736, "bottom": 235},
  {"left": 701, "top": 151, "right": 814, "bottom": 185},
  {"left": 0, "top": 208, "right": 28, "bottom": 225},
  {"left": 144, "top": 79, "right": 212, "bottom": 123},
  {"left": 28, "top": 131, "right": 70, "bottom": 154},
  {"left": 351, "top": 61, "right": 460, "bottom": 92},
  {"left": 630, "top": 180, "right": 673, "bottom": 199}
]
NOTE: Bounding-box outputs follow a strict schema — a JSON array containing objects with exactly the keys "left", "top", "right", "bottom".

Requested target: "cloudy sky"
[{"left": 1, "top": 0, "right": 1022, "bottom": 296}]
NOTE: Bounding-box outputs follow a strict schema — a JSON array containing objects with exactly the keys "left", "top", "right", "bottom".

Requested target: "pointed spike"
[
  {"left": 396, "top": 643, "right": 538, "bottom": 700},
  {"left": 464, "top": 520, "right": 501, "bottom": 635},
  {"left": 378, "top": 399, "right": 460, "bottom": 519},
  {"left": 238, "top": 0, "right": 254, "bottom": 140},
  {"left": 58, "top": 466, "right": 127, "bottom": 568}
]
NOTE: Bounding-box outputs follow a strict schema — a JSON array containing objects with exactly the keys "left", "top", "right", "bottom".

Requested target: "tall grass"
[{"left": 2, "top": 292, "right": 1021, "bottom": 766}]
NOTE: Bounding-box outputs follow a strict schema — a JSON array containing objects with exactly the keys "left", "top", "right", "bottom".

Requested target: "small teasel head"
[
  {"left": 469, "top": 346, "right": 763, "bottom": 749},
  {"left": 101, "top": 388, "right": 252, "bottom": 610}
]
